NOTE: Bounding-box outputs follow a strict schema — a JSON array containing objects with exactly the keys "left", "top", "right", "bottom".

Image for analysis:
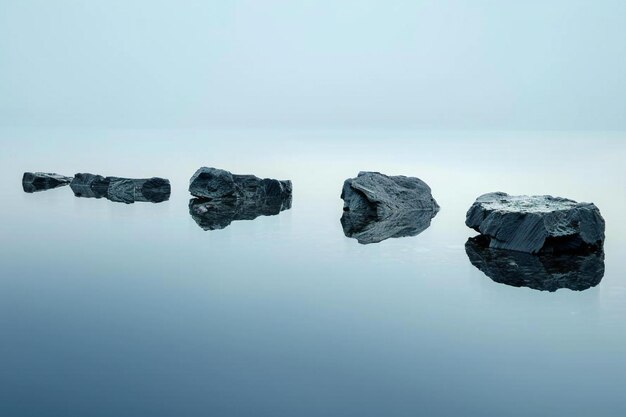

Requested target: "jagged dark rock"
[
  {"left": 340, "top": 171, "right": 439, "bottom": 244},
  {"left": 465, "top": 192, "right": 605, "bottom": 254},
  {"left": 22, "top": 172, "right": 72, "bottom": 193},
  {"left": 71, "top": 173, "right": 170, "bottom": 203},
  {"left": 189, "top": 167, "right": 292, "bottom": 201},
  {"left": 465, "top": 236, "right": 604, "bottom": 292},
  {"left": 70, "top": 173, "right": 110, "bottom": 199},
  {"left": 189, "top": 194, "right": 292, "bottom": 230}
]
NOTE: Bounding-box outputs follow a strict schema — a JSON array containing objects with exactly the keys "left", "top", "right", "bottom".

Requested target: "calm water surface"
[{"left": 1, "top": 129, "right": 625, "bottom": 417}]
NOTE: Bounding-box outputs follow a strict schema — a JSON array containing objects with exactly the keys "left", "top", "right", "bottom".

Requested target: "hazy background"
[{"left": 1, "top": 0, "right": 625, "bottom": 130}]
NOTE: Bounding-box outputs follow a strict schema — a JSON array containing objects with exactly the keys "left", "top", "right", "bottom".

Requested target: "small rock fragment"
[{"left": 22, "top": 172, "right": 72, "bottom": 193}]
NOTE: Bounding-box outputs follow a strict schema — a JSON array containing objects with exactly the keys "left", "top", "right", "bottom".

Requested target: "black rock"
[
  {"left": 22, "top": 172, "right": 72, "bottom": 193},
  {"left": 465, "top": 192, "right": 605, "bottom": 254},
  {"left": 465, "top": 236, "right": 604, "bottom": 292},
  {"left": 189, "top": 167, "right": 292, "bottom": 201},
  {"left": 189, "top": 194, "right": 292, "bottom": 230},
  {"left": 70, "top": 173, "right": 110, "bottom": 199},
  {"left": 340, "top": 171, "right": 439, "bottom": 244},
  {"left": 71, "top": 173, "right": 170, "bottom": 203}
]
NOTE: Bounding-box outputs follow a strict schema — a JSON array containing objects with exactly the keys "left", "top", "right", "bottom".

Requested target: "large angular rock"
[
  {"left": 70, "top": 173, "right": 170, "bottom": 203},
  {"left": 22, "top": 172, "right": 72, "bottom": 193},
  {"left": 189, "top": 194, "right": 292, "bottom": 231},
  {"left": 466, "top": 192, "right": 605, "bottom": 254},
  {"left": 465, "top": 236, "right": 604, "bottom": 292},
  {"left": 189, "top": 167, "right": 292, "bottom": 201},
  {"left": 340, "top": 171, "right": 439, "bottom": 244}
]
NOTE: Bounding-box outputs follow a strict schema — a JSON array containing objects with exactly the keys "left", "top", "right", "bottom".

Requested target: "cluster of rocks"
[
  {"left": 22, "top": 172, "right": 171, "bottom": 204},
  {"left": 23, "top": 168, "right": 607, "bottom": 292}
]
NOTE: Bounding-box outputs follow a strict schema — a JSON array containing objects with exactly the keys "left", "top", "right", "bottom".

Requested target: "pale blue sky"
[{"left": 1, "top": 0, "right": 625, "bottom": 129}]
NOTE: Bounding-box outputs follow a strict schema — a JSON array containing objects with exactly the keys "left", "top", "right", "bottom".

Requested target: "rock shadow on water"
[
  {"left": 70, "top": 173, "right": 171, "bottom": 204},
  {"left": 189, "top": 195, "right": 292, "bottom": 231},
  {"left": 341, "top": 209, "right": 437, "bottom": 244},
  {"left": 465, "top": 236, "right": 604, "bottom": 292}
]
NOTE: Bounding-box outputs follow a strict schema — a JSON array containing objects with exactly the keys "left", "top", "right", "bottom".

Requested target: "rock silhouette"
[
  {"left": 71, "top": 173, "right": 170, "bottom": 203},
  {"left": 465, "top": 236, "right": 604, "bottom": 292},
  {"left": 466, "top": 192, "right": 605, "bottom": 254},
  {"left": 340, "top": 171, "right": 439, "bottom": 244},
  {"left": 22, "top": 172, "right": 72, "bottom": 193}
]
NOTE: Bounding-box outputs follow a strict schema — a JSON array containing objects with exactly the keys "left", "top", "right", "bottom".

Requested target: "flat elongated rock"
[
  {"left": 466, "top": 192, "right": 605, "bottom": 254},
  {"left": 71, "top": 173, "right": 170, "bottom": 203},
  {"left": 340, "top": 171, "right": 439, "bottom": 244},
  {"left": 22, "top": 172, "right": 72, "bottom": 193},
  {"left": 189, "top": 167, "right": 292, "bottom": 201},
  {"left": 465, "top": 237, "right": 604, "bottom": 292},
  {"left": 189, "top": 194, "right": 292, "bottom": 231}
]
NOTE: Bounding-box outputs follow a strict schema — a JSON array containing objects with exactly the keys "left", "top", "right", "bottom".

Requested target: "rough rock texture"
[
  {"left": 189, "top": 167, "right": 292, "bottom": 201},
  {"left": 340, "top": 171, "right": 439, "bottom": 244},
  {"left": 71, "top": 173, "right": 170, "bottom": 203},
  {"left": 341, "top": 209, "right": 436, "bottom": 244},
  {"left": 189, "top": 194, "right": 292, "bottom": 230},
  {"left": 70, "top": 173, "right": 110, "bottom": 198},
  {"left": 465, "top": 236, "right": 604, "bottom": 292},
  {"left": 466, "top": 192, "right": 605, "bottom": 254},
  {"left": 22, "top": 172, "right": 72, "bottom": 193}
]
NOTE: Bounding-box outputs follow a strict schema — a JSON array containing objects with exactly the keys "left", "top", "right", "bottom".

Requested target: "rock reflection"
[
  {"left": 341, "top": 209, "right": 437, "bottom": 244},
  {"left": 189, "top": 195, "right": 292, "bottom": 231},
  {"left": 465, "top": 237, "right": 604, "bottom": 292},
  {"left": 70, "top": 173, "right": 171, "bottom": 204}
]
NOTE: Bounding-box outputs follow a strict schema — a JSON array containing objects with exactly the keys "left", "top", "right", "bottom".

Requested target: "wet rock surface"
[
  {"left": 466, "top": 192, "right": 605, "bottom": 254},
  {"left": 189, "top": 194, "right": 292, "bottom": 230},
  {"left": 71, "top": 173, "right": 170, "bottom": 203},
  {"left": 340, "top": 171, "right": 439, "bottom": 244},
  {"left": 465, "top": 236, "right": 604, "bottom": 292},
  {"left": 189, "top": 167, "right": 292, "bottom": 201},
  {"left": 22, "top": 172, "right": 72, "bottom": 193}
]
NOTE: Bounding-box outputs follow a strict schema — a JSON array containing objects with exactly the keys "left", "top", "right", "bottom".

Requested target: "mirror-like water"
[{"left": 1, "top": 129, "right": 625, "bottom": 417}]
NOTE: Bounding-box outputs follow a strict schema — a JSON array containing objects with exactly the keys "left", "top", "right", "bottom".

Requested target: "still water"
[{"left": 1, "top": 129, "right": 625, "bottom": 416}]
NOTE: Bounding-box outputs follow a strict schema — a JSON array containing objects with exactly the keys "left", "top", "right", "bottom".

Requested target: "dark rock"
[
  {"left": 340, "top": 171, "right": 439, "bottom": 244},
  {"left": 70, "top": 173, "right": 110, "bottom": 199},
  {"left": 71, "top": 173, "right": 170, "bottom": 203},
  {"left": 189, "top": 194, "right": 292, "bottom": 231},
  {"left": 22, "top": 172, "right": 72, "bottom": 193},
  {"left": 465, "top": 236, "right": 604, "bottom": 292},
  {"left": 465, "top": 192, "right": 605, "bottom": 254},
  {"left": 189, "top": 167, "right": 292, "bottom": 201}
]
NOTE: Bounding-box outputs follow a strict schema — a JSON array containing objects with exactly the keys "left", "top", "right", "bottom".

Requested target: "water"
[{"left": 1, "top": 129, "right": 625, "bottom": 417}]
